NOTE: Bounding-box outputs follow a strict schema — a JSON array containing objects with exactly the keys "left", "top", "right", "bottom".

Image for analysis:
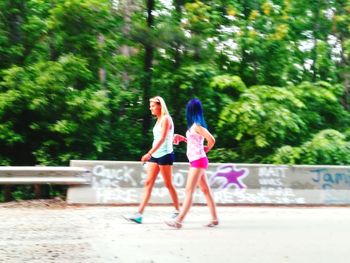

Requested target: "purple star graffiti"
[{"left": 213, "top": 165, "right": 248, "bottom": 189}]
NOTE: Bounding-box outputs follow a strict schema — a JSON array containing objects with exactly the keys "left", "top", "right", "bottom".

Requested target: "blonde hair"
[{"left": 149, "top": 96, "right": 170, "bottom": 117}]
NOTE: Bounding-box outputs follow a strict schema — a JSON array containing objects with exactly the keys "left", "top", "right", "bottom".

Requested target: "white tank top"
[{"left": 152, "top": 116, "right": 174, "bottom": 158}]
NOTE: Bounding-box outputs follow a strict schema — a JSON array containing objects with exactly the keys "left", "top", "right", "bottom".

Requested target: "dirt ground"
[
  {"left": 0, "top": 199, "right": 68, "bottom": 209},
  {"left": 1, "top": 200, "right": 350, "bottom": 263}
]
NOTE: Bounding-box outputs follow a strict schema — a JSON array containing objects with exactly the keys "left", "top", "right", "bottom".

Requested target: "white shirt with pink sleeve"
[{"left": 186, "top": 124, "right": 206, "bottom": 162}]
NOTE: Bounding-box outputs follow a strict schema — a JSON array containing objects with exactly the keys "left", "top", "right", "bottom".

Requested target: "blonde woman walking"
[{"left": 123, "top": 96, "right": 180, "bottom": 223}]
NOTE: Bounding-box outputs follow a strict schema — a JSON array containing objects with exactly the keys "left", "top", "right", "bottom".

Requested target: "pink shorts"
[{"left": 190, "top": 157, "right": 209, "bottom": 169}]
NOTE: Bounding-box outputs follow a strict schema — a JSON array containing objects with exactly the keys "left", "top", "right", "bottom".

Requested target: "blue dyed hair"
[{"left": 186, "top": 98, "right": 207, "bottom": 129}]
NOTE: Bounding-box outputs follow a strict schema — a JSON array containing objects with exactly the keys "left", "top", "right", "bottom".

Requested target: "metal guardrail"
[
  {"left": 0, "top": 166, "right": 91, "bottom": 201},
  {"left": 0, "top": 166, "right": 91, "bottom": 184}
]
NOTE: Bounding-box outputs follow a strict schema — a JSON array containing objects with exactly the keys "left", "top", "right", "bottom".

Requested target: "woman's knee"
[
  {"left": 144, "top": 178, "right": 155, "bottom": 189},
  {"left": 200, "top": 185, "right": 210, "bottom": 195},
  {"left": 163, "top": 180, "right": 175, "bottom": 189},
  {"left": 184, "top": 187, "right": 194, "bottom": 196}
]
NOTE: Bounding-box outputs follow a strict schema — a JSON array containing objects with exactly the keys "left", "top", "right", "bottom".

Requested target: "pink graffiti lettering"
[{"left": 213, "top": 165, "right": 248, "bottom": 189}]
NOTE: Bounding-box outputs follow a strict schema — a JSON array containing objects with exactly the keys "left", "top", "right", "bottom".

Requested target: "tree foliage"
[
  {"left": 272, "top": 129, "right": 350, "bottom": 165},
  {"left": 0, "top": 0, "right": 350, "bottom": 168}
]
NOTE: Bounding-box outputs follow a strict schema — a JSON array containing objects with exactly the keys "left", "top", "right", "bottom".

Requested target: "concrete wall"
[{"left": 68, "top": 160, "right": 350, "bottom": 205}]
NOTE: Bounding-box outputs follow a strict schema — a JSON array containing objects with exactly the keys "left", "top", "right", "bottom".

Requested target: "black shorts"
[{"left": 148, "top": 152, "right": 175, "bottom": 165}]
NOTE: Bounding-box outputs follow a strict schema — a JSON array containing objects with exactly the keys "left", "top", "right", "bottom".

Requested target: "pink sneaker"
[
  {"left": 204, "top": 219, "right": 219, "bottom": 227},
  {"left": 165, "top": 219, "right": 182, "bottom": 229}
]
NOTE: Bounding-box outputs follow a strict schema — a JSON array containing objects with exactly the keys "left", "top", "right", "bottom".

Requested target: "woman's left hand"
[{"left": 141, "top": 153, "right": 151, "bottom": 162}]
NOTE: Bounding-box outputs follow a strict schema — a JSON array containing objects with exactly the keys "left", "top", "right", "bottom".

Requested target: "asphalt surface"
[{"left": 0, "top": 203, "right": 349, "bottom": 263}]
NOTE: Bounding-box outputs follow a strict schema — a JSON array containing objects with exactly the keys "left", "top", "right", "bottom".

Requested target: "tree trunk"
[
  {"left": 311, "top": 1, "right": 320, "bottom": 82},
  {"left": 339, "top": 35, "right": 350, "bottom": 109},
  {"left": 8, "top": 1, "right": 26, "bottom": 65},
  {"left": 142, "top": 0, "right": 155, "bottom": 143},
  {"left": 170, "top": 0, "right": 184, "bottom": 129}
]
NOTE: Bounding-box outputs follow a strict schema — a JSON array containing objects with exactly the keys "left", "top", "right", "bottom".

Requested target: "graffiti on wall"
[
  {"left": 92, "top": 165, "right": 138, "bottom": 188},
  {"left": 310, "top": 168, "right": 350, "bottom": 189},
  {"left": 88, "top": 163, "right": 306, "bottom": 204},
  {"left": 209, "top": 165, "right": 248, "bottom": 189},
  {"left": 257, "top": 166, "right": 304, "bottom": 204},
  {"left": 310, "top": 168, "right": 350, "bottom": 203}
]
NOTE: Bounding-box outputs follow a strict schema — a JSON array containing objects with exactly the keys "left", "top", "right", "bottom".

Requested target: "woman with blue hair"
[{"left": 165, "top": 98, "right": 218, "bottom": 229}]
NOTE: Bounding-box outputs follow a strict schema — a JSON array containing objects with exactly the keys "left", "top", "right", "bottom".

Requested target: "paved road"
[{"left": 0, "top": 205, "right": 349, "bottom": 263}]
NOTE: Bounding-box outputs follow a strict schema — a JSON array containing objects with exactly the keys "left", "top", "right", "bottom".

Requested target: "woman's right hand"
[{"left": 173, "top": 134, "right": 186, "bottom": 145}]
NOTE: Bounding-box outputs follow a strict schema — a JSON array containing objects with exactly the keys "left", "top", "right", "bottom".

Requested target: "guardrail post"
[
  {"left": 3, "top": 186, "right": 12, "bottom": 202},
  {"left": 34, "top": 185, "right": 41, "bottom": 199}
]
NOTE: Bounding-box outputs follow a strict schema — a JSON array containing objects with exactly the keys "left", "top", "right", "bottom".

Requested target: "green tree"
[
  {"left": 272, "top": 129, "right": 350, "bottom": 165},
  {"left": 217, "top": 80, "right": 350, "bottom": 163},
  {"left": 0, "top": 55, "right": 111, "bottom": 164}
]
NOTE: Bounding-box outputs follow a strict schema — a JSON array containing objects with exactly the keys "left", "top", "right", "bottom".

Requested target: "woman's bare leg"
[
  {"left": 198, "top": 172, "right": 218, "bottom": 222},
  {"left": 159, "top": 165, "right": 180, "bottom": 211},
  {"left": 138, "top": 162, "right": 159, "bottom": 214},
  {"left": 176, "top": 168, "right": 204, "bottom": 223}
]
